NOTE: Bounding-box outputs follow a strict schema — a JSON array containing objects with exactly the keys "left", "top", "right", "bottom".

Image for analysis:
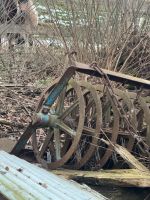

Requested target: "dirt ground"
[{"left": 0, "top": 86, "right": 42, "bottom": 148}]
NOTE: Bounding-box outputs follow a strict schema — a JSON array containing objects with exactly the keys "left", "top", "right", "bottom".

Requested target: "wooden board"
[
  {"left": 53, "top": 169, "right": 150, "bottom": 188},
  {"left": 113, "top": 144, "right": 149, "bottom": 172}
]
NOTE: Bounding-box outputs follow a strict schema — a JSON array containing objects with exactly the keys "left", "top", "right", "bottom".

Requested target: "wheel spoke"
[
  {"left": 59, "top": 100, "right": 78, "bottom": 120},
  {"left": 54, "top": 128, "right": 61, "bottom": 160},
  {"left": 57, "top": 121, "right": 76, "bottom": 137},
  {"left": 83, "top": 126, "right": 95, "bottom": 136},
  {"left": 39, "top": 129, "right": 53, "bottom": 157},
  {"left": 85, "top": 98, "right": 94, "bottom": 113}
]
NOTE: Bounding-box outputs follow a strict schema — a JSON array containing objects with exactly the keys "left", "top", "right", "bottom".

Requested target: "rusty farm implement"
[{"left": 11, "top": 56, "right": 150, "bottom": 170}]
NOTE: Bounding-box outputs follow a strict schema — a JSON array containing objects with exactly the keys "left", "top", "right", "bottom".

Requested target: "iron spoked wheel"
[
  {"left": 32, "top": 79, "right": 85, "bottom": 169},
  {"left": 133, "top": 97, "right": 150, "bottom": 167},
  {"left": 66, "top": 81, "right": 102, "bottom": 169},
  {"left": 116, "top": 90, "right": 136, "bottom": 152},
  {"left": 91, "top": 86, "right": 120, "bottom": 168},
  {"left": 95, "top": 86, "right": 137, "bottom": 152},
  {"left": 136, "top": 97, "right": 150, "bottom": 146}
]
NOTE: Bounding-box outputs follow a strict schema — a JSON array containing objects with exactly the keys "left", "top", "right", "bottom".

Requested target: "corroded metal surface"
[
  {"left": 69, "top": 81, "right": 102, "bottom": 169},
  {"left": 75, "top": 62, "right": 150, "bottom": 89},
  {"left": 11, "top": 61, "right": 150, "bottom": 170},
  {"left": 29, "top": 81, "right": 150, "bottom": 169},
  {"left": 32, "top": 79, "right": 85, "bottom": 169},
  {"left": 95, "top": 86, "right": 120, "bottom": 168}
]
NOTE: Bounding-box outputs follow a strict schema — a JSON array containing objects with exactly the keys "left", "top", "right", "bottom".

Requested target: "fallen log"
[{"left": 53, "top": 169, "right": 150, "bottom": 188}]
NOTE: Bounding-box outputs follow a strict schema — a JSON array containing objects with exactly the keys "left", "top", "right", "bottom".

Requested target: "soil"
[{"left": 0, "top": 138, "right": 16, "bottom": 152}]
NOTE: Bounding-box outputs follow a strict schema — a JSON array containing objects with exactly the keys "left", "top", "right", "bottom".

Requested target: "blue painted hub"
[{"left": 34, "top": 112, "right": 58, "bottom": 128}]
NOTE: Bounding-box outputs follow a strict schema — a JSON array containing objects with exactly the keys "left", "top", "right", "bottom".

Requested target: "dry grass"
[{"left": 0, "top": 0, "right": 150, "bottom": 85}]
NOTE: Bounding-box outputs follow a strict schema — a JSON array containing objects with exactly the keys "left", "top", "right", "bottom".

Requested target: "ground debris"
[{"left": 0, "top": 86, "right": 42, "bottom": 149}]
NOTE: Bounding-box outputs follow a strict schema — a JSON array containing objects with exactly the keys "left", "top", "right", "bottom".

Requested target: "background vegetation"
[{"left": 0, "top": 0, "right": 150, "bottom": 85}]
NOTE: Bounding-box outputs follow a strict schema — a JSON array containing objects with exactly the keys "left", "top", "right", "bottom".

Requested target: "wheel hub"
[{"left": 33, "top": 112, "right": 59, "bottom": 128}]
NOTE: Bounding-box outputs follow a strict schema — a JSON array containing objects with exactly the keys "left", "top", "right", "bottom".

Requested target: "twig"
[{"left": 0, "top": 118, "right": 24, "bottom": 128}]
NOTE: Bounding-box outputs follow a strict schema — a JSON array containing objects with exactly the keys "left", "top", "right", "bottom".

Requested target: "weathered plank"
[
  {"left": 100, "top": 139, "right": 149, "bottom": 172},
  {"left": 53, "top": 169, "right": 150, "bottom": 188},
  {"left": 114, "top": 144, "right": 149, "bottom": 172}
]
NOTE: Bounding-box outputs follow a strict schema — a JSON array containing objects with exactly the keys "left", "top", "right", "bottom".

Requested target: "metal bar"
[
  {"left": 11, "top": 123, "right": 35, "bottom": 156},
  {"left": 41, "top": 60, "right": 150, "bottom": 124},
  {"left": 44, "top": 66, "right": 76, "bottom": 107},
  {"left": 75, "top": 62, "right": 150, "bottom": 89},
  {"left": 44, "top": 62, "right": 150, "bottom": 108}
]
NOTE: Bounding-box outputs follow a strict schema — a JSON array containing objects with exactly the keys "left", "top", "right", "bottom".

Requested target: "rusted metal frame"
[
  {"left": 43, "top": 61, "right": 150, "bottom": 109},
  {"left": 32, "top": 79, "right": 63, "bottom": 162},
  {"left": 43, "top": 66, "right": 76, "bottom": 107},
  {"left": 94, "top": 84, "right": 149, "bottom": 151},
  {"left": 59, "top": 89, "right": 94, "bottom": 120},
  {"left": 11, "top": 60, "right": 150, "bottom": 159},
  {"left": 92, "top": 63, "right": 150, "bottom": 158},
  {"left": 56, "top": 86, "right": 67, "bottom": 115},
  {"left": 75, "top": 62, "right": 150, "bottom": 89},
  {"left": 94, "top": 84, "right": 150, "bottom": 103}
]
